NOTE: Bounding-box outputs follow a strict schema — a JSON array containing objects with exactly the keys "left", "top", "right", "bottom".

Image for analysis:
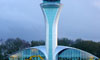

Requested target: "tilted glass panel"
[
  {"left": 23, "top": 49, "right": 31, "bottom": 60},
  {"left": 23, "top": 49, "right": 30, "bottom": 55},
  {"left": 58, "top": 48, "right": 99, "bottom": 60},
  {"left": 9, "top": 48, "right": 46, "bottom": 60},
  {"left": 9, "top": 57, "right": 14, "bottom": 60},
  {"left": 31, "top": 48, "right": 46, "bottom": 60},
  {"left": 10, "top": 52, "right": 23, "bottom": 60}
]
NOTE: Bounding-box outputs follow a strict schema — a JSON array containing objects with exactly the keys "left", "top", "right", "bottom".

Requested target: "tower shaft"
[{"left": 41, "top": 3, "right": 62, "bottom": 60}]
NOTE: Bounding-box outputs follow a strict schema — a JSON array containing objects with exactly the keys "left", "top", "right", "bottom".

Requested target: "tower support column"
[{"left": 41, "top": 3, "right": 62, "bottom": 60}]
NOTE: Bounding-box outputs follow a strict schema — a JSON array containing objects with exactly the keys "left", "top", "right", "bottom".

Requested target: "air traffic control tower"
[
  {"left": 9, "top": 0, "right": 99, "bottom": 60},
  {"left": 41, "top": 0, "right": 62, "bottom": 60}
]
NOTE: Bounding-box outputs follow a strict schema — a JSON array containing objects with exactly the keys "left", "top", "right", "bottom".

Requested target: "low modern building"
[
  {"left": 9, "top": 0, "right": 99, "bottom": 60},
  {"left": 9, "top": 46, "right": 99, "bottom": 60}
]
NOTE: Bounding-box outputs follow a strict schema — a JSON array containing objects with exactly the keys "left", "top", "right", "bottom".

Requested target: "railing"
[{"left": 25, "top": 55, "right": 44, "bottom": 60}]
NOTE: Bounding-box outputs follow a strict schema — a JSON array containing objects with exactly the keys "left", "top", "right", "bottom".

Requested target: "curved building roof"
[
  {"left": 55, "top": 46, "right": 99, "bottom": 59},
  {"left": 30, "top": 46, "right": 47, "bottom": 58},
  {"left": 9, "top": 46, "right": 99, "bottom": 59},
  {"left": 28, "top": 46, "right": 99, "bottom": 59}
]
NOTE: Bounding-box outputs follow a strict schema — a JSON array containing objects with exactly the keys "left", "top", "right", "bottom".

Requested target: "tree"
[
  {"left": 58, "top": 38, "right": 100, "bottom": 58},
  {"left": 31, "top": 40, "right": 45, "bottom": 47},
  {"left": 72, "top": 39, "right": 100, "bottom": 58},
  {"left": 0, "top": 45, "right": 3, "bottom": 60},
  {"left": 1, "top": 38, "right": 30, "bottom": 60},
  {"left": 58, "top": 38, "right": 73, "bottom": 46}
]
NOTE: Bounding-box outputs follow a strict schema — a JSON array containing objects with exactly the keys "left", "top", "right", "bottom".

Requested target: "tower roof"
[{"left": 43, "top": 0, "right": 60, "bottom": 2}]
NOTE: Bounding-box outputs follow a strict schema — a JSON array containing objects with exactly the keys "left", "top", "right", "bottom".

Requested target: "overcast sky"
[{"left": 0, "top": 0, "right": 100, "bottom": 42}]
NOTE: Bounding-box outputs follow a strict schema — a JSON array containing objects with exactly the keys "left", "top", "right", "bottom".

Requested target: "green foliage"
[
  {"left": 59, "top": 38, "right": 100, "bottom": 58},
  {"left": 0, "top": 38, "right": 30, "bottom": 60},
  {"left": 2, "top": 38, "right": 30, "bottom": 54},
  {"left": 0, "top": 46, "right": 3, "bottom": 60},
  {"left": 31, "top": 40, "right": 45, "bottom": 47},
  {"left": 72, "top": 39, "right": 100, "bottom": 58},
  {"left": 0, "top": 37, "right": 100, "bottom": 60},
  {"left": 58, "top": 38, "right": 73, "bottom": 46}
]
